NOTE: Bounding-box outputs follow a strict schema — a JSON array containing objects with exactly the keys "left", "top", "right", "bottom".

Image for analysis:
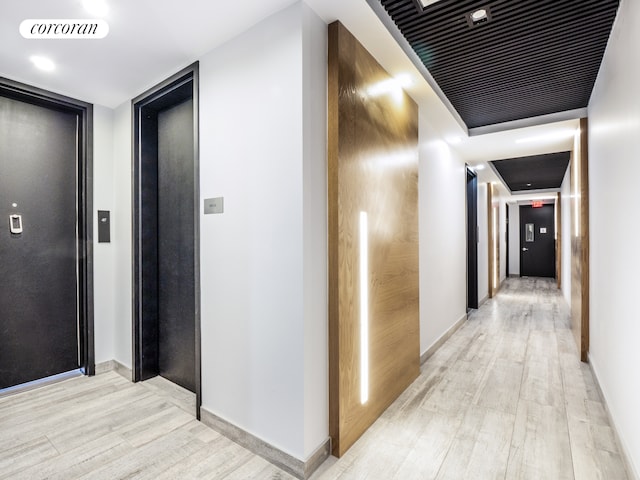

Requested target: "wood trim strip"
[
  {"left": 327, "top": 20, "right": 341, "bottom": 458},
  {"left": 570, "top": 118, "right": 590, "bottom": 362},
  {"left": 579, "top": 117, "right": 590, "bottom": 359},
  {"left": 487, "top": 183, "right": 500, "bottom": 298}
]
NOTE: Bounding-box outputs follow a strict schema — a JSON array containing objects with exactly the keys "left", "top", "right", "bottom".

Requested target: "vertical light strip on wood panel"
[
  {"left": 328, "top": 21, "right": 420, "bottom": 457},
  {"left": 359, "top": 211, "right": 369, "bottom": 405}
]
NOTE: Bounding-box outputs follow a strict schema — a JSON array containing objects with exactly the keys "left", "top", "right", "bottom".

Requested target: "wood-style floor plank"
[{"left": 0, "top": 278, "right": 631, "bottom": 480}]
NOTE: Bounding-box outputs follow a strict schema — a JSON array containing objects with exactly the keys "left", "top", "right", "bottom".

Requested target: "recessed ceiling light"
[
  {"left": 30, "top": 56, "right": 55, "bottom": 72},
  {"left": 471, "top": 9, "right": 488, "bottom": 22},
  {"left": 467, "top": 6, "right": 492, "bottom": 27},
  {"left": 473, "top": 164, "right": 486, "bottom": 171},
  {"left": 419, "top": 0, "right": 442, "bottom": 7},
  {"left": 83, "top": 0, "right": 109, "bottom": 17},
  {"left": 526, "top": 183, "right": 532, "bottom": 187},
  {"left": 446, "top": 136, "right": 463, "bottom": 145}
]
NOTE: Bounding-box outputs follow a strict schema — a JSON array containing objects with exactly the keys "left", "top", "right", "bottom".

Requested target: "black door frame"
[
  {"left": 0, "top": 77, "right": 95, "bottom": 377},
  {"left": 466, "top": 167, "right": 478, "bottom": 310},
  {"left": 506, "top": 205, "right": 510, "bottom": 277},
  {"left": 519, "top": 203, "right": 556, "bottom": 278},
  {"left": 131, "top": 63, "right": 201, "bottom": 418}
]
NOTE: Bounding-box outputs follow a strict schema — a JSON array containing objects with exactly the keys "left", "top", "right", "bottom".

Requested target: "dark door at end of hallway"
[
  {"left": 520, "top": 204, "right": 555, "bottom": 278},
  {"left": 0, "top": 95, "right": 79, "bottom": 389}
]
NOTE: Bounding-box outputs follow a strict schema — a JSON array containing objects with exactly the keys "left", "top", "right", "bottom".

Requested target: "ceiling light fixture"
[
  {"left": 83, "top": 0, "right": 109, "bottom": 17},
  {"left": 446, "top": 136, "right": 462, "bottom": 145},
  {"left": 467, "top": 6, "right": 492, "bottom": 27},
  {"left": 30, "top": 56, "right": 55, "bottom": 72},
  {"left": 419, "top": 0, "right": 442, "bottom": 8},
  {"left": 473, "top": 164, "right": 486, "bottom": 171},
  {"left": 471, "top": 9, "right": 488, "bottom": 22}
]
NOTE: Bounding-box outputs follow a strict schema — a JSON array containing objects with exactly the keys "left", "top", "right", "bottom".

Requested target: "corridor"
[
  {"left": 313, "top": 278, "right": 629, "bottom": 479},
  {"left": 0, "top": 279, "right": 630, "bottom": 479}
]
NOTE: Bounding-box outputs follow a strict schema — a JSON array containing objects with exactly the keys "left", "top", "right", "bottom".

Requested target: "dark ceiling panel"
[
  {"left": 379, "top": 0, "right": 620, "bottom": 128},
  {"left": 491, "top": 152, "right": 571, "bottom": 192}
]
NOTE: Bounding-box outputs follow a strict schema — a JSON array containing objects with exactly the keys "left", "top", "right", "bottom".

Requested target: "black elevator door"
[
  {"left": 157, "top": 99, "right": 195, "bottom": 392},
  {"left": 520, "top": 204, "right": 556, "bottom": 278},
  {"left": 466, "top": 169, "right": 478, "bottom": 309},
  {"left": 0, "top": 96, "right": 79, "bottom": 389}
]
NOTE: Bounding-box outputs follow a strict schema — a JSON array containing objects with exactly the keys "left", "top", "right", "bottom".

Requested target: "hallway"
[
  {"left": 313, "top": 278, "right": 628, "bottom": 479},
  {"left": 0, "top": 279, "right": 629, "bottom": 479}
]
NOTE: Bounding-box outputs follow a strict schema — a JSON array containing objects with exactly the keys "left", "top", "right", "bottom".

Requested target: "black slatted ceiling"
[
  {"left": 491, "top": 152, "right": 571, "bottom": 192},
  {"left": 380, "top": 0, "right": 620, "bottom": 128}
]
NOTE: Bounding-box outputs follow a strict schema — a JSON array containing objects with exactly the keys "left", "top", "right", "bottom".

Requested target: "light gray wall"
[
  {"left": 198, "top": 2, "right": 326, "bottom": 460},
  {"left": 588, "top": 0, "right": 640, "bottom": 476},
  {"left": 419, "top": 117, "right": 467, "bottom": 354},
  {"left": 111, "top": 100, "right": 133, "bottom": 371},
  {"left": 92, "top": 105, "right": 116, "bottom": 364}
]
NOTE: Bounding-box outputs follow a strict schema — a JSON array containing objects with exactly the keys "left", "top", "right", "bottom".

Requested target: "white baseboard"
[
  {"left": 420, "top": 313, "right": 468, "bottom": 365},
  {"left": 588, "top": 355, "right": 639, "bottom": 480}
]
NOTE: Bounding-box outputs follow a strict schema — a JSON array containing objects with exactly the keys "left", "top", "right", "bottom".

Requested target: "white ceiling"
[
  {"left": 0, "top": 0, "right": 300, "bottom": 107},
  {"left": 1, "top": 0, "right": 577, "bottom": 199}
]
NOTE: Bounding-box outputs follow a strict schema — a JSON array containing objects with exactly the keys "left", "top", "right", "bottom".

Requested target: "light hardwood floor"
[
  {"left": 313, "top": 278, "right": 629, "bottom": 480},
  {"left": 0, "top": 278, "right": 630, "bottom": 479}
]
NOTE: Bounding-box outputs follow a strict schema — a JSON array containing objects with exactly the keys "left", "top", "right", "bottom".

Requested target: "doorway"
[
  {"left": 0, "top": 78, "right": 94, "bottom": 390},
  {"left": 132, "top": 64, "right": 201, "bottom": 416},
  {"left": 520, "top": 204, "right": 555, "bottom": 278},
  {"left": 466, "top": 168, "right": 478, "bottom": 309},
  {"left": 506, "top": 205, "right": 510, "bottom": 277}
]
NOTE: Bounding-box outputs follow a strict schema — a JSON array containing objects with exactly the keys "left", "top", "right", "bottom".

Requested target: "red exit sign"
[{"left": 532, "top": 201, "right": 544, "bottom": 208}]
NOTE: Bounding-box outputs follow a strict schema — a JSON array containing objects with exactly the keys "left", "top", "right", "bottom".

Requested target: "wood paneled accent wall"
[
  {"left": 328, "top": 21, "right": 420, "bottom": 457},
  {"left": 487, "top": 183, "right": 499, "bottom": 298},
  {"left": 571, "top": 118, "right": 590, "bottom": 362}
]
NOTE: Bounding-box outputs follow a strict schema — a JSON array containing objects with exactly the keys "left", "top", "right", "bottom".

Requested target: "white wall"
[
  {"left": 588, "top": 0, "right": 640, "bottom": 476},
  {"left": 92, "top": 105, "right": 116, "bottom": 364},
  {"left": 560, "top": 169, "right": 571, "bottom": 307},
  {"left": 301, "top": 2, "right": 328, "bottom": 458},
  {"left": 508, "top": 203, "right": 520, "bottom": 276},
  {"left": 477, "top": 183, "right": 489, "bottom": 303},
  {"left": 198, "top": 2, "right": 327, "bottom": 461},
  {"left": 111, "top": 101, "right": 133, "bottom": 370},
  {"left": 419, "top": 115, "right": 467, "bottom": 354}
]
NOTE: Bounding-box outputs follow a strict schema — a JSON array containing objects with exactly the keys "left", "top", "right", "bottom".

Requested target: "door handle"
[{"left": 522, "top": 247, "right": 528, "bottom": 252}]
